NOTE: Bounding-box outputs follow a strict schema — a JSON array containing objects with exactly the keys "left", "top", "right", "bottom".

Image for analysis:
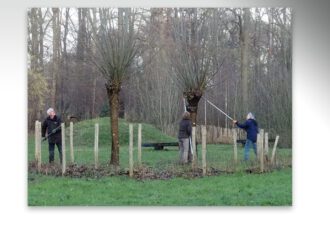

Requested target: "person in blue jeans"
[{"left": 233, "top": 113, "right": 259, "bottom": 161}]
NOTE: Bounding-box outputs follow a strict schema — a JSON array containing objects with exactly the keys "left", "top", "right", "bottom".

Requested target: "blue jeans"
[
  {"left": 244, "top": 139, "right": 257, "bottom": 161},
  {"left": 49, "top": 142, "right": 62, "bottom": 164}
]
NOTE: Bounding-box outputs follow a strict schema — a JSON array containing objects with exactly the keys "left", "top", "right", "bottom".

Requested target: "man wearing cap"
[
  {"left": 41, "top": 108, "right": 62, "bottom": 164},
  {"left": 233, "top": 113, "right": 259, "bottom": 161}
]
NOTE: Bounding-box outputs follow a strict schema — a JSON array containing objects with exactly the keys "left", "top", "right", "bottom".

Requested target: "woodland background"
[{"left": 27, "top": 8, "right": 292, "bottom": 147}]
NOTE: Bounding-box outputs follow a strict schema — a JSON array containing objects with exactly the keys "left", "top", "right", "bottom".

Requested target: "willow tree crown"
[
  {"left": 87, "top": 8, "right": 142, "bottom": 87},
  {"left": 169, "top": 9, "right": 221, "bottom": 95}
]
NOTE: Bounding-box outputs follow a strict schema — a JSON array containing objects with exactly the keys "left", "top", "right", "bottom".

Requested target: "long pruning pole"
[
  {"left": 183, "top": 98, "right": 194, "bottom": 155},
  {"left": 202, "top": 96, "right": 234, "bottom": 121}
]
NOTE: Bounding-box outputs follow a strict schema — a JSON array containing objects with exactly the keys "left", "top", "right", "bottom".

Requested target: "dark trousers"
[{"left": 49, "top": 142, "right": 62, "bottom": 164}]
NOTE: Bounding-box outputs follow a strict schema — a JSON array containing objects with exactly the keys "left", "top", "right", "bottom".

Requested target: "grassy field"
[
  {"left": 28, "top": 117, "right": 291, "bottom": 171},
  {"left": 28, "top": 168, "right": 291, "bottom": 206},
  {"left": 28, "top": 117, "right": 292, "bottom": 206}
]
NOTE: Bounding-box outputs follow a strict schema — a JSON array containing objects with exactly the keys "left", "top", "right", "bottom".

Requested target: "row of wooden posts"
[
  {"left": 34, "top": 121, "right": 279, "bottom": 176},
  {"left": 34, "top": 121, "right": 72, "bottom": 175},
  {"left": 127, "top": 125, "right": 279, "bottom": 175},
  {"left": 164, "top": 124, "right": 249, "bottom": 144},
  {"left": 233, "top": 128, "right": 280, "bottom": 172}
]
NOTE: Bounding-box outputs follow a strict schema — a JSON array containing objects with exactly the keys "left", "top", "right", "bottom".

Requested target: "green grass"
[
  {"left": 28, "top": 117, "right": 292, "bottom": 206},
  {"left": 69, "top": 117, "right": 176, "bottom": 146},
  {"left": 28, "top": 117, "right": 291, "bottom": 171},
  {"left": 28, "top": 168, "right": 291, "bottom": 206},
  {"left": 28, "top": 117, "right": 178, "bottom": 167}
]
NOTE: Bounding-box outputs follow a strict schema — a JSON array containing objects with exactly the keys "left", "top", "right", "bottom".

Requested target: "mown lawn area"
[
  {"left": 28, "top": 168, "right": 291, "bottom": 206},
  {"left": 28, "top": 117, "right": 292, "bottom": 206}
]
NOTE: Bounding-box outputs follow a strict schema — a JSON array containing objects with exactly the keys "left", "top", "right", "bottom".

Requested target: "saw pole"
[{"left": 202, "top": 97, "right": 234, "bottom": 121}]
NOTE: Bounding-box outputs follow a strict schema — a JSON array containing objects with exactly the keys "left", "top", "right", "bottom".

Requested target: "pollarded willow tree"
[
  {"left": 87, "top": 8, "right": 141, "bottom": 166},
  {"left": 169, "top": 8, "right": 221, "bottom": 127}
]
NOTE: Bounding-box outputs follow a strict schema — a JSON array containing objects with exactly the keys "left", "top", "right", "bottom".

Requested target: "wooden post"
[
  {"left": 271, "top": 135, "right": 280, "bottom": 165},
  {"left": 35, "top": 120, "right": 39, "bottom": 164},
  {"left": 219, "top": 127, "right": 222, "bottom": 142},
  {"left": 61, "top": 123, "right": 66, "bottom": 176},
  {"left": 37, "top": 121, "right": 41, "bottom": 172},
  {"left": 212, "top": 126, "right": 217, "bottom": 143},
  {"left": 264, "top": 132, "right": 269, "bottom": 156},
  {"left": 137, "top": 124, "right": 142, "bottom": 169},
  {"left": 204, "top": 97, "right": 207, "bottom": 125},
  {"left": 202, "top": 126, "right": 207, "bottom": 176},
  {"left": 260, "top": 129, "right": 264, "bottom": 156},
  {"left": 217, "top": 127, "right": 221, "bottom": 142},
  {"left": 206, "top": 126, "right": 210, "bottom": 143},
  {"left": 198, "top": 125, "right": 202, "bottom": 142},
  {"left": 70, "top": 121, "right": 74, "bottom": 164},
  {"left": 259, "top": 129, "right": 264, "bottom": 172},
  {"left": 192, "top": 126, "right": 196, "bottom": 168},
  {"left": 94, "top": 123, "right": 99, "bottom": 169},
  {"left": 34, "top": 121, "right": 42, "bottom": 172},
  {"left": 129, "top": 124, "right": 133, "bottom": 177},
  {"left": 233, "top": 129, "right": 238, "bottom": 168},
  {"left": 257, "top": 134, "right": 261, "bottom": 160}
]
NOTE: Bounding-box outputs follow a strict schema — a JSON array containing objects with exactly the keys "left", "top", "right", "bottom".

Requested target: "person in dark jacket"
[
  {"left": 233, "top": 112, "right": 259, "bottom": 161},
  {"left": 178, "top": 111, "right": 192, "bottom": 164},
  {"left": 42, "top": 108, "right": 62, "bottom": 164}
]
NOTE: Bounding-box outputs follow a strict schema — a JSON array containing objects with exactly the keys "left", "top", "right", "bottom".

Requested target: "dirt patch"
[
  {"left": 28, "top": 162, "right": 285, "bottom": 181},
  {"left": 28, "top": 162, "right": 128, "bottom": 178}
]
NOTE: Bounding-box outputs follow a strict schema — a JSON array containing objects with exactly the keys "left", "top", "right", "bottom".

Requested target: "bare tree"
[
  {"left": 125, "top": 8, "right": 182, "bottom": 129},
  {"left": 27, "top": 8, "right": 48, "bottom": 129},
  {"left": 90, "top": 8, "right": 98, "bottom": 119},
  {"left": 87, "top": 8, "right": 140, "bottom": 165},
  {"left": 60, "top": 8, "right": 70, "bottom": 115},
  {"left": 169, "top": 8, "right": 220, "bottom": 127},
  {"left": 51, "top": 8, "right": 61, "bottom": 108},
  {"left": 239, "top": 8, "right": 251, "bottom": 116},
  {"left": 27, "top": 7, "right": 292, "bottom": 147}
]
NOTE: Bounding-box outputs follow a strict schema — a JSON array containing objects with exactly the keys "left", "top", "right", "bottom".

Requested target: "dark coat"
[
  {"left": 178, "top": 118, "right": 192, "bottom": 139},
  {"left": 235, "top": 119, "right": 259, "bottom": 143},
  {"left": 42, "top": 115, "right": 62, "bottom": 144}
]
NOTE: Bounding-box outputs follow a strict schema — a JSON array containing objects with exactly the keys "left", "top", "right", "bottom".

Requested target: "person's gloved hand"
[
  {"left": 232, "top": 120, "right": 237, "bottom": 124},
  {"left": 51, "top": 129, "right": 56, "bottom": 134}
]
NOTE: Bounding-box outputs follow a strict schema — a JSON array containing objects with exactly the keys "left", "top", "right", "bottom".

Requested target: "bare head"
[
  {"left": 182, "top": 111, "right": 190, "bottom": 120},
  {"left": 246, "top": 112, "right": 255, "bottom": 120},
  {"left": 47, "top": 108, "right": 55, "bottom": 119}
]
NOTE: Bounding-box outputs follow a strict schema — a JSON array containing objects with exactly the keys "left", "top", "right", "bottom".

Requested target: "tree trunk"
[
  {"left": 91, "top": 9, "right": 97, "bottom": 119},
  {"left": 37, "top": 9, "right": 44, "bottom": 70},
  {"left": 185, "top": 92, "right": 201, "bottom": 163},
  {"left": 106, "top": 83, "right": 120, "bottom": 166},
  {"left": 185, "top": 92, "right": 202, "bottom": 127},
  {"left": 240, "top": 8, "right": 251, "bottom": 116},
  {"left": 91, "top": 78, "right": 97, "bottom": 118},
  {"left": 28, "top": 8, "right": 39, "bottom": 130},
  {"left": 190, "top": 111, "right": 197, "bottom": 126},
  {"left": 61, "top": 9, "right": 70, "bottom": 115},
  {"left": 51, "top": 8, "right": 60, "bottom": 108}
]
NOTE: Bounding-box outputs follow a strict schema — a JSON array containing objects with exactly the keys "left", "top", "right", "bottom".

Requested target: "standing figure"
[
  {"left": 42, "top": 108, "right": 62, "bottom": 164},
  {"left": 178, "top": 111, "right": 192, "bottom": 164},
  {"left": 233, "top": 112, "right": 259, "bottom": 161}
]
